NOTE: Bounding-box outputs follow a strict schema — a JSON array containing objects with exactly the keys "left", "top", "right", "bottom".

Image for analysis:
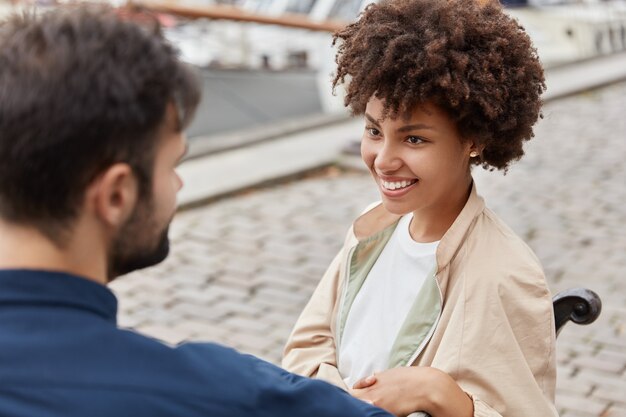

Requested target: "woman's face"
[{"left": 361, "top": 97, "right": 475, "bottom": 216}]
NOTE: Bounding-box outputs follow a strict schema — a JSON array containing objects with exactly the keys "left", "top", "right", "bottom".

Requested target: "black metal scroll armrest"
[{"left": 553, "top": 288, "right": 602, "bottom": 337}]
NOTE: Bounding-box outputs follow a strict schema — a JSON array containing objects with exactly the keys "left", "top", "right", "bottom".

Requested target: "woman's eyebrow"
[{"left": 364, "top": 113, "right": 381, "bottom": 127}]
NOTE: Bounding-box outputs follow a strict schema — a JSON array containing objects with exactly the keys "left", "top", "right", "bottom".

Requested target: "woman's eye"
[
  {"left": 406, "top": 136, "right": 424, "bottom": 144},
  {"left": 366, "top": 127, "right": 380, "bottom": 136}
]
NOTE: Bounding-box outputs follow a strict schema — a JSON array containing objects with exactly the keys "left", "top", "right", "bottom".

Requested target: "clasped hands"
[{"left": 350, "top": 366, "right": 473, "bottom": 417}]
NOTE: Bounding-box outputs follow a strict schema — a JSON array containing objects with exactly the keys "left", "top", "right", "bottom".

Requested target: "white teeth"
[{"left": 381, "top": 179, "right": 416, "bottom": 190}]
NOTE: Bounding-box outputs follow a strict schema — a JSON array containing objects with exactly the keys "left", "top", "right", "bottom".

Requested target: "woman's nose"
[{"left": 374, "top": 143, "right": 403, "bottom": 173}]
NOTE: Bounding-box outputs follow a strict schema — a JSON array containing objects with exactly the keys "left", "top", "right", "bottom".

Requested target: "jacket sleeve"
[
  {"left": 252, "top": 356, "right": 392, "bottom": 417},
  {"left": 282, "top": 248, "right": 349, "bottom": 390}
]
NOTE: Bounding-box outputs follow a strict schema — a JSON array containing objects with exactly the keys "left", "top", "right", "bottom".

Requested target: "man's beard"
[{"left": 107, "top": 200, "right": 172, "bottom": 281}]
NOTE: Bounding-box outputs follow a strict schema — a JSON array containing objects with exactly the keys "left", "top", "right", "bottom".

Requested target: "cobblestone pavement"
[{"left": 110, "top": 82, "right": 626, "bottom": 417}]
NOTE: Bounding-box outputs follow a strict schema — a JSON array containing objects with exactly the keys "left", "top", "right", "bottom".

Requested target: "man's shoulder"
[{"left": 106, "top": 327, "right": 254, "bottom": 384}]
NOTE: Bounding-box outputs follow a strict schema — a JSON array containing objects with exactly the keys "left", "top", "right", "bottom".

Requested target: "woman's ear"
[
  {"left": 86, "top": 163, "right": 139, "bottom": 228},
  {"left": 468, "top": 141, "right": 485, "bottom": 158}
]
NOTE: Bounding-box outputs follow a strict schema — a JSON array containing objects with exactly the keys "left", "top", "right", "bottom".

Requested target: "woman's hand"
[
  {"left": 350, "top": 367, "right": 431, "bottom": 416},
  {"left": 350, "top": 367, "right": 473, "bottom": 417}
]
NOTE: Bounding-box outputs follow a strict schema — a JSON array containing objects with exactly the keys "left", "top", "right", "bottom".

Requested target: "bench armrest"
[{"left": 553, "top": 288, "right": 602, "bottom": 336}]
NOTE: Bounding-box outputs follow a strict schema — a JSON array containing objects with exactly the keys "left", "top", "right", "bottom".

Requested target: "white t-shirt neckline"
[{"left": 397, "top": 213, "right": 440, "bottom": 258}]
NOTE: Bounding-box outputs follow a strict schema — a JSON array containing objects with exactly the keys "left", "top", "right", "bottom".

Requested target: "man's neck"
[{"left": 0, "top": 220, "right": 107, "bottom": 285}]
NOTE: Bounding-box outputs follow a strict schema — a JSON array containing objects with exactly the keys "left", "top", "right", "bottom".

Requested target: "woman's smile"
[{"left": 377, "top": 175, "right": 419, "bottom": 198}]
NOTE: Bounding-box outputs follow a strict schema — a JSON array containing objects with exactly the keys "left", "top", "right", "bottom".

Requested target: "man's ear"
[{"left": 86, "top": 164, "right": 139, "bottom": 228}]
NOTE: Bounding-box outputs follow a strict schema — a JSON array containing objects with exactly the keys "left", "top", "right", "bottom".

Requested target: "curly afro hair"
[{"left": 332, "top": 0, "right": 546, "bottom": 170}]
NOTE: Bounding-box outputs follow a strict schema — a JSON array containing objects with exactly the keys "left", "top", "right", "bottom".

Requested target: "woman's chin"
[{"left": 380, "top": 199, "right": 414, "bottom": 216}]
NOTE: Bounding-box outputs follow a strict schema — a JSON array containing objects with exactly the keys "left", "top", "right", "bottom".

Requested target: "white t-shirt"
[{"left": 337, "top": 213, "right": 439, "bottom": 388}]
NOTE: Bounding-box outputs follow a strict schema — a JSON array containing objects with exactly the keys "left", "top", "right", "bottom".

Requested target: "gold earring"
[{"left": 470, "top": 151, "right": 479, "bottom": 158}]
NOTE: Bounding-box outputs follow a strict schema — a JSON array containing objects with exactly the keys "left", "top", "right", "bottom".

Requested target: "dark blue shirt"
[{"left": 0, "top": 270, "right": 390, "bottom": 417}]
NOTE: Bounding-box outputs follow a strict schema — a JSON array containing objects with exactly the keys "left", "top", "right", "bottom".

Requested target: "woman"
[{"left": 282, "top": 1, "right": 558, "bottom": 416}]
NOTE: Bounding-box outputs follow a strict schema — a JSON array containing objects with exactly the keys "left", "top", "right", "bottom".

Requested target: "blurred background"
[
  {"left": 3, "top": 0, "right": 625, "bottom": 142},
  {"left": 2, "top": 0, "right": 625, "bottom": 416}
]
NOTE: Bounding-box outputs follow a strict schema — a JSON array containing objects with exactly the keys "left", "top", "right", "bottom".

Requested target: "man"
[{"left": 0, "top": 5, "right": 390, "bottom": 416}]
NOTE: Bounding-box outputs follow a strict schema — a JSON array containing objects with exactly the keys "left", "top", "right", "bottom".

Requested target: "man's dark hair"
[
  {"left": 332, "top": 0, "right": 545, "bottom": 170},
  {"left": 0, "top": 4, "right": 200, "bottom": 242}
]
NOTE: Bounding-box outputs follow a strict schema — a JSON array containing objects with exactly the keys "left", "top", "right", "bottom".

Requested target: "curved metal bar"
[{"left": 553, "top": 288, "right": 602, "bottom": 336}]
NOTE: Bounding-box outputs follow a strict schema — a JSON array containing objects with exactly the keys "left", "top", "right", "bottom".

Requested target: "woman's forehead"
[{"left": 366, "top": 97, "right": 440, "bottom": 122}]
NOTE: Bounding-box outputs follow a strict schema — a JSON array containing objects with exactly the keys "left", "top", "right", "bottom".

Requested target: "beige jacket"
[{"left": 283, "top": 184, "right": 558, "bottom": 417}]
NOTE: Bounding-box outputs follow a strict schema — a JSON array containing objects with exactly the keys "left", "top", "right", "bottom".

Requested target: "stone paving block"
[
  {"left": 254, "top": 286, "right": 311, "bottom": 306},
  {"left": 220, "top": 256, "right": 261, "bottom": 274},
  {"left": 252, "top": 297, "right": 304, "bottom": 316},
  {"left": 262, "top": 241, "right": 310, "bottom": 258},
  {"left": 263, "top": 310, "right": 300, "bottom": 329},
  {"left": 593, "top": 383, "right": 626, "bottom": 407},
  {"left": 557, "top": 392, "right": 609, "bottom": 417},
  {"left": 598, "top": 342, "right": 626, "bottom": 359},
  {"left": 168, "top": 300, "right": 224, "bottom": 322},
  {"left": 134, "top": 306, "right": 186, "bottom": 327},
  {"left": 171, "top": 288, "right": 223, "bottom": 306},
  {"left": 576, "top": 369, "right": 626, "bottom": 391},
  {"left": 253, "top": 274, "right": 304, "bottom": 292},
  {"left": 558, "top": 363, "right": 575, "bottom": 377},
  {"left": 213, "top": 276, "right": 260, "bottom": 293},
  {"left": 256, "top": 264, "right": 317, "bottom": 283},
  {"left": 557, "top": 374, "right": 593, "bottom": 396},
  {"left": 222, "top": 315, "right": 273, "bottom": 335},
  {"left": 109, "top": 274, "right": 147, "bottom": 294},
  {"left": 198, "top": 284, "right": 251, "bottom": 302},
  {"left": 594, "top": 350, "right": 626, "bottom": 369},
  {"left": 559, "top": 343, "right": 599, "bottom": 363},
  {"left": 598, "top": 336, "right": 626, "bottom": 351},
  {"left": 211, "top": 299, "right": 266, "bottom": 318},
  {"left": 136, "top": 324, "right": 190, "bottom": 346},
  {"left": 166, "top": 269, "right": 214, "bottom": 288},
  {"left": 571, "top": 356, "right": 626, "bottom": 375},
  {"left": 227, "top": 331, "right": 276, "bottom": 353},
  {"left": 139, "top": 277, "right": 178, "bottom": 293},
  {"left": 175, "top": 319, "right": 231, "bottom": 342}
]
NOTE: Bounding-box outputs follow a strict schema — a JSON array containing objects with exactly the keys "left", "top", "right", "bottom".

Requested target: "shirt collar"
[{"left": 0, "top": 269, "right": 118, "bottom": 323}]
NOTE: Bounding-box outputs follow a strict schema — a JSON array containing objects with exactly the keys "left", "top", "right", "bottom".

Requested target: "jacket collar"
[
  {"left": 436, "top": 183, "right": 485, "bottom": 272},
  {"left": 0, "top": 269, "right": 118, "bottom": 323},
  {"left": 351, "top": 182, "right": 485, "bottom": 273}
]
